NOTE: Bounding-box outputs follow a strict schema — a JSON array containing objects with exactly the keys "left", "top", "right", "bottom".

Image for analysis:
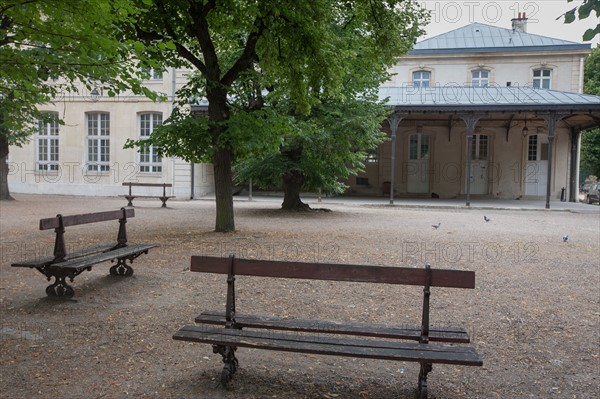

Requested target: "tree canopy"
[
  {"left": 125, "top": 0, "right": 428, "bottom": 230},
  {"left": 581, "top": 45, "right": 600, "bottom": 179},
  {"left": 561, "top": 0, "right": 600, "bottom": 41},
  {"left": 0, "top": 0, "right": 154, "bottom": 199}
]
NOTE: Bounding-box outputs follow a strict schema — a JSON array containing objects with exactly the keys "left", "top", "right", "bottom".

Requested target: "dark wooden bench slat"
[
  {"left": 195, "top": 311, "right": 471, "bottom": 343},
  {"left": 11, "top": 243, "right": 118, "bottom": 268},
  {"left": 122, "top": 182, "right": 172, "bottom": 187},
  {"left": 40, "top": 209, "right": 134, "bottom": 230},
  {"left": 122, "top": 195, "right": 175, "bottom": 198},
  {"left": 48, "top": 244, "right": 156, "bottom": 271},
  {"left": 174, "top": 325, "right": 483, "bottom": 366},
  {"left": 190, "top": 256, "right": 475, "bottom": 289}
]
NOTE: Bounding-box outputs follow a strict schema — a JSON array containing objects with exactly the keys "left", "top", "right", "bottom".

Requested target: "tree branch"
[
  {"left": 220, "top": 17, "right": 266, "bottom": 87},
  {"left": 133, "top": 17, "right": 208, "bottom": 77},
  {"left": 184, "top": 0, "right": 220, "bottom": 81},
  {"left": 0, "top": 14, "right": 13, "bottom": 47}
]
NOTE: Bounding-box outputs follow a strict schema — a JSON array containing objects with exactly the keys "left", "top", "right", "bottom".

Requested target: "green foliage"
[
  {"left": 126, "top": 0, "right": 428, "bottom": 157},
  {"left": 584, "top": 45, "right": 600, "bottom": 96},
  {"left": 581, "top": 130, "right": 600, "bottom": 177},
  {"left": 122, "top": 0, "right": 428, "bottom": 225},
  {"left": 234, "top": 97, "right": 389, "bottom": 196},
  {"left": 580, "top": 45, "right": 600, "bottom": 178},
  {"left": 0, "top": 0, "right": 152, "bottom": 147},
  {"left": 563, "top": 0, "right": 600, "bottom": 41}
]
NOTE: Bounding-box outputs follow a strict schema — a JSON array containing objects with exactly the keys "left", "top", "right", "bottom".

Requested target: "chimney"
[{"left": 511, "top": 12, "right": 528, "bottom": 33}]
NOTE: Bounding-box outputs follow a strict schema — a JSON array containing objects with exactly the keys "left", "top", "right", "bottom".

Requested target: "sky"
[{"left": 417, "top": 0, "right": 599, "bottom": 45}]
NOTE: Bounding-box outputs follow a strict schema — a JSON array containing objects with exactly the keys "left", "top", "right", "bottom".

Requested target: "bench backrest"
[
  {"left": 190, "top": 255, "right": 475, "bottom": 289},
  {"left": 122, "top": 182, "right": 172, "bottom": 187},
  {"left": 39, "top": 208, "right": 135, "bottom": 230},
  {"left": 41, "top": 208, "right": 134, "bottom": 261}
]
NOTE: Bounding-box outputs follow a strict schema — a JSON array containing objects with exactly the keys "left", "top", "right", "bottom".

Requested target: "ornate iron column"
[
  {"left": 541, "top": 112, "right": 565, "bottom": 209},
  {"left": 460, "top": 113, "right": 481, "bottom": 207},
  {"left": 569, "top": 128, "right": 580, "bottom": 203},
  {"left": 387, "top": 113, "right": 403, "bottom": 205}
]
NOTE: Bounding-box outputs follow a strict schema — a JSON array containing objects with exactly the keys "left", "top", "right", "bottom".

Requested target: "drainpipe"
[
  {"left": 578, "top": 57, "right": 584, "bottom": 94},
  {"left": 169, "top": 68, "right": 177, "bottom": 198}
]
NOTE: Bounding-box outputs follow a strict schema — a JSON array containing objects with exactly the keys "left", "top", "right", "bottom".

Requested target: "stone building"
[{"left": 8, "top": 15, "right": 600, "bottom": 205}]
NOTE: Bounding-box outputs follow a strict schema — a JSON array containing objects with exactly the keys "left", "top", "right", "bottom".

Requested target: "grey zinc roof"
[
  {"left": 378, "top": 86, "right": 600, "bottom": 112},
  {"left": 410, "top": 23, "right": 590, "bottom": 54}
]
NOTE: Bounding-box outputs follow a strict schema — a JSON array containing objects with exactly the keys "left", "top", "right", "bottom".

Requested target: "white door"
[
  {"left": 470, "top": 134, "right": 489, "bottom": 195},
  {"left": 525, "top": 135, "right": 549, "bottom": 196},
  {"left": 407, "top": 134, "right": 430, "bottom": 193}
]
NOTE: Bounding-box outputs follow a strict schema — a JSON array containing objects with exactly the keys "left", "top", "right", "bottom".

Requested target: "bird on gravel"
[
  {"left": 432, "top": 223, "right": 441, "bottom": 229},
  {"left": 563, "top": 234, "right": 568, "bottom": 242},
  {"left": 484, "top": 216, "right": 491, "bottom": 222}
]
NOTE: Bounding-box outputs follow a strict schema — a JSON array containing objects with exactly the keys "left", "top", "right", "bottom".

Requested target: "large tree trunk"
[
  {"left": 207, "top": 87, "right": 235, "bottom": 232},
  {"left": 213, "top": 148, "right": 235, "bottom": 232},
  {"left": 282, "top": 172, "right": 309, "bottom": 211},
  {"left": 0, "top": 135, "right": 14, "bottom": 201}
]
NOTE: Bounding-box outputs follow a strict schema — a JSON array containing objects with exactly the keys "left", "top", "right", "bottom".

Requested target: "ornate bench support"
[
  {"left": 418, "top": 264, "right": 433, "bottom": 399},
  {"left": 109, "top": 250, "right": 148, "bottom": 276},
  {"left": 215, "top": 254, "right": 240, "bottom": 385}
]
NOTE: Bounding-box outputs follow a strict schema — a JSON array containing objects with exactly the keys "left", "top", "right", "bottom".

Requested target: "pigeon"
[
  {"left": 563, "top": 234, "right": 568, "bottom": 242},
  {"left": 484, "top": 216, "right": 491, "bottom": 222},
  {"left": 432, "top": 223, "right": 441, "bottom": 229}
]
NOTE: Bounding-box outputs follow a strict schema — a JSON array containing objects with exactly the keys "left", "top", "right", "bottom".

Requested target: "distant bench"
[
  {"left": 11, "top": 209, "right": 155, "bottom": 298},
  {"left": 173, "top": 255, "right": 482, "bottom": 399},
  {"left": 122, "top": 182, "right": 174, "bottom": 207}
]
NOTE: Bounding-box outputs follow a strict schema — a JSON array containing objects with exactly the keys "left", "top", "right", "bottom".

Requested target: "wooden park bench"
[
  {"left": 11, "top": 208, "right": 156, "bottom": 298},
  {"left": 122, "top": 182, "right": 174, "bottom": 207},
  {"left": 173, "top": 255, "right": 483, "bottom": 399}
]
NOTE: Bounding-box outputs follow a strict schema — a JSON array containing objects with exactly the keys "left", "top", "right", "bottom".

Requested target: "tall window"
[
  {"left": 471, "top": 134, "right": 489, "bottom": 160},
  {"left": 528, "top": 135, "right": 548, "bottom": 161},
  {"left": 471, "top": 70, "right": 489, "bottom": 87},
  {"left": 532, "top": 69, "right": 551, "bottom": 89},
  {"left": 143, "top": 68, "right": 163, "bottom": 80},
  {"left": 412, "top": 71, "right": 430, "bottom": 88},
  {"left": 37, "top": 112, "right": 59, "bottom": 171},
  {"left": 409, "top": 134, "right": 430, "bottom": 160},
  {"left": 86, "top": 112, "right": 110, "bottom": 172},
  {"left": 138, "top": 113, "right": 163, "bottom": 173}
]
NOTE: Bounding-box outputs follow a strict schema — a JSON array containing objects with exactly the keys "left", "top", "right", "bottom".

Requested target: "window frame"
[
  {"left": 142, "top": 67, "right": 163, "bottom": 80},
  {"left": 412, "top": 70, "right": 431, "bottom": 88},
  {"left": 471, "top": 69, "right": 490, "bottom": 88},
  {"left": 138, "top": 112, "right": 163, "bottom": 174},
  {"left": 86, "top": 112, "right": 110, "bottom": 172},
  {"left": 532, "top": 68, "right": 552, "bottom": 89},
  {"left": 36, "top": 112, "right": 60, "bottom": 172}
]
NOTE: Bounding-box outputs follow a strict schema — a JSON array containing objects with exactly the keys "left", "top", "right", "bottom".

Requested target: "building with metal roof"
[
  {"left": 348, "top": 14, "right": 599, "bottom": 207},
  {"left": 7, "top": 13, "right": 599, "bottom": 207},
  {"left": 410, "top": 22, "right": 590, "bottom": 54}
]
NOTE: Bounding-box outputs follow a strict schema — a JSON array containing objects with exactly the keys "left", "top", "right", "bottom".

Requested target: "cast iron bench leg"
[
  {"left": 45, "top": 275, "right": 75, "bottom": 298},
  {"left": 109, "top": 251, "right": 148, "bottom": 277},
  {"left": 160, "top": 197, "right": 168, "bottom": 208},
  {"left": 109, "top": 258, "right": 134, "bottom": 276},
  {"left": 43, "top": 267, "right": 88, "bottom": 298},
  {"left": 213, "top": 344, "right": 238, "bottom": 385},
  {"left": 418, "top": 362, "right": 433, "bottom": 399}
]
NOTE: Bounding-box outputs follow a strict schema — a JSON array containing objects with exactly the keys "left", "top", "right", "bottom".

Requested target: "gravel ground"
[{"left": 0, "top": 194, "right": 598, "bottom": 399}]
